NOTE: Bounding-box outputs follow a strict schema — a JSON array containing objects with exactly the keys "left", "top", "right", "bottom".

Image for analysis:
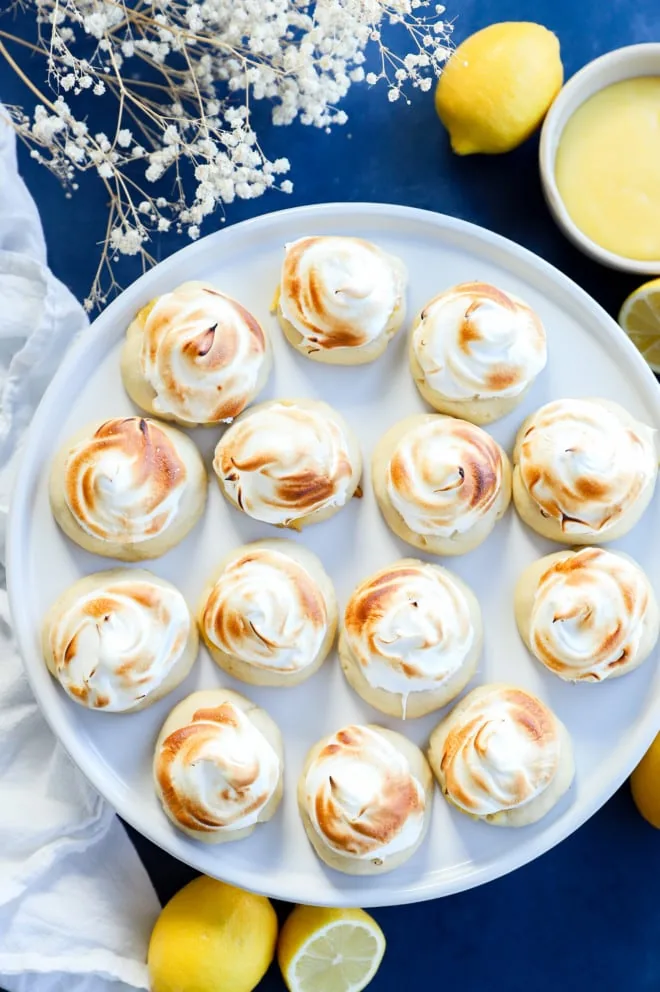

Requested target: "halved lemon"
[
  {"left": 618, "top": 278, "right": 660, "bottom": 372},
  {"left": 278, "top": 905, "right": 386, "bottom": 992}
]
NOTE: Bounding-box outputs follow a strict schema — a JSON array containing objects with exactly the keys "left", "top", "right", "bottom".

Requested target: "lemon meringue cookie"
[
  {"left": 513, "top": 398, "right": 658, "bottom": 543},
  {"left": 213, "top": 399, "right": 362, "bottom": 529},
  {"left": 372, "top": 414, "right": 512, "bottom": 555},
  {"left": 515, "top": 548, "right": 660, "bottom": 682},
  {"left": 428, "top": 684, "right": 575, "bottom": 827},
  {"left": 276, "top": 236, "right": 407, "bottom": 364},
  {"left": 121, "top": 282, "right": 271, "bottom": 426},
  {"left": 298, "top": 724, "right": 432, "bottom": 875},
  {"left": 339, "top": 559, "right": 482, "bottom": 718},
  {"left": 198, "top": 539, "right": 338, "bottom": 687},
  {"left": 154, "top": 689, "right": 283, "bottom": 844},
  {"left": 49, "top": 417, "right": 207, "bottom": 559},
  {"left": 42, "top": 569, "right": 198, "bottom": 712},
  {"left": 410, "top": 282, "right": 547, "bottom": 424}
]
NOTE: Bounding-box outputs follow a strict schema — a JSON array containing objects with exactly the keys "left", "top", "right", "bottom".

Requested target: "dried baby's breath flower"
[{"left": 1, "top": 0, "right": 452, "bottom": 309}]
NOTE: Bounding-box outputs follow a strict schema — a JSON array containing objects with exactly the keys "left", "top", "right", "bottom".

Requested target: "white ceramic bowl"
[{"left": 540, "top": 43, "right": 660, "bottom": 274}]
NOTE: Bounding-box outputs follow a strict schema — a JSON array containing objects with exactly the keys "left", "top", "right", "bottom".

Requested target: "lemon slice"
[
  {"left": 278, "top": 906, "right": 386, "bottom": 992},
  {"left": 618, "top": 278, "right": 660, "bottom": 372}
]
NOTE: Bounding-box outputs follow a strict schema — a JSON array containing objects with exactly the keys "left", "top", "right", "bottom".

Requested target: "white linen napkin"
[{"left": 0, "top": 116, "right": 160, "bottom": 992}]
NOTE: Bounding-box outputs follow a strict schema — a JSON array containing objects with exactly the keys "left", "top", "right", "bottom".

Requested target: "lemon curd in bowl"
[{"left": 554, "top": 76, "right": 660, "bottom": 263}]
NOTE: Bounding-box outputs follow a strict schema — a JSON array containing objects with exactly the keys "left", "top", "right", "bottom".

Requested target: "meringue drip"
[{"left": 344, "top": 563, "right": 474, "bottom": 701}]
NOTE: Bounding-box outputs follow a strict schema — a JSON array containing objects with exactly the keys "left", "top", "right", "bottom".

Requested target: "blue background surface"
[{"left": 2, "top": 1, "right": 660, "bottom": 990}]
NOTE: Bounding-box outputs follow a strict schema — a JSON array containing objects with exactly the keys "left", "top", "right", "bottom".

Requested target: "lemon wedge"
[
  {"left": 278, "top": 905, "right": 386, "bottom": 992},
  {"left": 619, "top": 278, "right": 660, "bottom": 372}
]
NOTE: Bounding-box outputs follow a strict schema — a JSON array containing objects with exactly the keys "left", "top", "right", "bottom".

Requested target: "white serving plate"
[{"left": 7, "top": 203, "right": 660, "bottom": 908}]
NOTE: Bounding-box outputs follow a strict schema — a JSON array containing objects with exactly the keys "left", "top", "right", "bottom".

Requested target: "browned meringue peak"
[
  {"left": 343, "top": 561, "right": 474, "bottom": 692},
  {"left": 214, "top": 402, "right": 355, "bottom": 525},
  {"left": 304, "top": 725, "right": 426, "bottom": 860},
  {"left": 48, "top": 574, "right": 190, "bottom": 710},
  {"left": 279, "top": 236, "right": 405, "bottom": 350},
  {"left": 201, "top": 547, "right": 327, "bottom": 672},
  {"left": 387, "top": 417, "right": 504, "bottom": 536},
  {"left": 517, "top": 398, "right": 656, "bottom": 535},
  {"left": 530, "top": 548, "right": 652, "bottom": 681},
  {"left": 155, "top": 701, "right": 279, "bottom": 835},
  {"left": 412, "top": 282, "right": 546, "bottom": 399},
  {"left": 439, "top": 687, "right": 561, "bottom": 816},
  {"left": 140, "top": 282, "right": 268, "bottom": 424},
  {"left": 64, "top": 418, "right": 191, "bottom": 542}
]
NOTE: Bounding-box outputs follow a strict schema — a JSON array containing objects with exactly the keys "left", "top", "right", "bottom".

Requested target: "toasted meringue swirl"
[
  {"left": 155, "top": 701, "right": 280, "bottom": 835},
  {"left": 344, "top": 562, "right": 475, "bottom": 700},
  {"left": 140, "top": 283, "right": 268, "bottom": 424},
  {"left": 386, "top": 418, "right": 504, "bottom": 536},
  {"left": 201, "top": 548, "right": 328, "bottom": 673},
  {"left": 517, "top": 399, "right": 656, "bottom": 535},
  {"left": 48, "top": 576, "right": 191, "bottom": 710},
  {"left": 530, "top": 549, "right": 651, "bottom": 681},
  {"left": 279, "top": 236, "right": 405, "bottom": 351},
  {"left": 412, "top": 282, "right": 546, "bottom": 400},
  {"left": 64, "top": 418, "right": 189, "bottom": 543},
  {"left": 438, "top": 687, "right": 561, "bottom": 816},
  {"left": 303, "top": 725, "right": 426, "bottom": 861},
  {"left": 214, "top": 402, "right": 355, "bottom": 525}
]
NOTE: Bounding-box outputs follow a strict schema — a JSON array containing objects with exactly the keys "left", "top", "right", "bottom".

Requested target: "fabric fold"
[{"left": 0, "top": 115, "right": 159, "bottom": 992}]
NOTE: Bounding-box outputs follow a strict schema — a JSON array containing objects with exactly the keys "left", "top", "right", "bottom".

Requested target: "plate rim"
[{"left": 7, "top": 201, "right": 660, "bottom": 907}]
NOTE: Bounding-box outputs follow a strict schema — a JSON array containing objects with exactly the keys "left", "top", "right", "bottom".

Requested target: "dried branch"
[{"left": 0, "top": 0, "right": 452, "bottom": 309}]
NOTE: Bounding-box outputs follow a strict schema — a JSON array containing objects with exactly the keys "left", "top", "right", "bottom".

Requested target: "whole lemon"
[
  {"left": 631, "top": 733, "right": 660, "bottom": 828},
  {"left": 435, "top": 21, "right": 563, "bottom": 155},
  {"left": 148, "top": 876, "right": 278, "bottom": 992}
]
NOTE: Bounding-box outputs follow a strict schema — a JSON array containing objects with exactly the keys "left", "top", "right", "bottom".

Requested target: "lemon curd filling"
[{"left": 555, "top": 77, "right": 660, "bottom": 261}]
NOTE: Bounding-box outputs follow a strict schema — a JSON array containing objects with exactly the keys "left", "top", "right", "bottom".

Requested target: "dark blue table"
[{"left": 3, "top": 1, "right": 660, "bottom": 990}]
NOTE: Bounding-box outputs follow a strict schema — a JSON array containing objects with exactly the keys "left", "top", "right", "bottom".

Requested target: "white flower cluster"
[{"left": 2, "top": 0, "right": 452, "bottom": 308}]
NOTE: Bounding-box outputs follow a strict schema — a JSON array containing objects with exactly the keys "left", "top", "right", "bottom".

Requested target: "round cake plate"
[{"left": 7, "top": 203, "right": 660, "bottom": 907}]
